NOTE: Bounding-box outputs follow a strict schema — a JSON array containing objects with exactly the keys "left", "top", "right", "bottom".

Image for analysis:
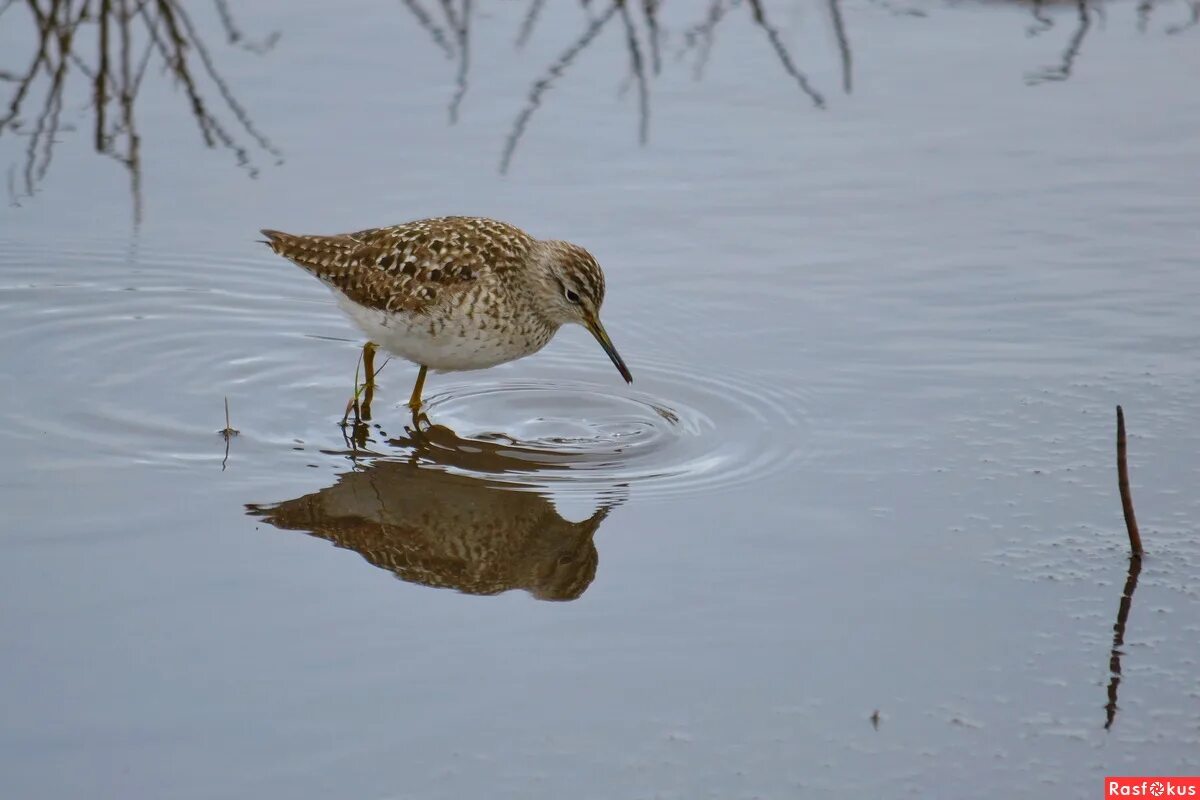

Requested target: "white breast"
[{"left": 332, "top": 289, "right": 554, "bottom": 372}]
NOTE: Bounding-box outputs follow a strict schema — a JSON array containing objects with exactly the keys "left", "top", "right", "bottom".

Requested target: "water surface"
[{"left": 2, "top": 1, "right": 1199, "bottom": 797}]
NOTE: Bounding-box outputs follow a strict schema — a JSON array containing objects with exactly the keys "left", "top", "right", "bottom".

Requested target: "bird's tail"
[
  {"left": 259, "top": 228, "right": 301, "bottom": 257},
  {"left": 258, "top": 228, "right": 362, "bottom": 278}
]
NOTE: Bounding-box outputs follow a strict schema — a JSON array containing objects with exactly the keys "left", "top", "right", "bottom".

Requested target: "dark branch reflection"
[
  {"left": 399, "top": 0, "right": 455, "bottom": 58},
  {"left": 497, "top": 0, "right": 835, "bottom": 173},
  {"left": 829, "top": 0, "right": 853, "bottom": 93},
  {"left": 617, "top": 0, "right": 649, "bottom": 145},
  {"left": 678, "top": 0, "right": 733, "bottom": 81},
  {"left": 1025, "top": 0, "right": 1092, "bottom": 84},
  {"left": 448, "top": 0, "right": 470, "bottom": 123},
  {"left": 249, "top": 423, "right": 625, "bottom": 601},
  {"left": 1018, "top": 0, "right": 1196, "bottom": 78},
  {"left": 1103, "top": 554, "right": 1142, "bottom": 730},
  {"left": 500, "top": 2, "right": 621, "bottom": 175},
  {"left": 6, "top": 1, "right": 1194, "bottom": 207},
  {"left": 0, "top": 0, "right": 279, "bottom": 221},
  {"left": 641, "top": 0, "right": 662, "bottom": 75},
  {"left": 1165, "top": 0, "right": 1200, "bottom": 33},
  {"left": 1027, "top": 0, "right": 1056, "bottom": 35},
  {"left": 213, "top": 0, "right": 279, "bottom": 53},
  {"left": 746, "top": 0, "right": 826, "bottom": 108},
  {"left": 515, "top": 0, "right": 548, "bottom": 50}
]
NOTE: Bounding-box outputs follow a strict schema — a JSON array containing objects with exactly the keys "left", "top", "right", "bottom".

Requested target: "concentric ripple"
[{"left": 364, "top": 352, "right": 809, "bottom": 500}]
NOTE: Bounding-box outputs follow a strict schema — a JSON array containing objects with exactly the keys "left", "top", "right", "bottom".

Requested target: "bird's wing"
[{"left": 261, "top": 219, "right": 525, "bottom": 313}]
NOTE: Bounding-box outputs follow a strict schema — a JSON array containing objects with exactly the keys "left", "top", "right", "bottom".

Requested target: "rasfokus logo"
[{"left": 1107, "top": 778, "right": 1200, "bottom": 797}]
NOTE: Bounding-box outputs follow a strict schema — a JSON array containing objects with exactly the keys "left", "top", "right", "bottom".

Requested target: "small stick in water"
[
  {"left": 1116, "top": 405, "right": 1143, "bottom": 557},
  {"left": 220, "top": 396, "right": 239, "bottom": 439},
  {"left": 219, "top": 396, "right": 239, "bottom": 471},
  {"left": 340, "top": 343, "right": 390, "bottom": 426},
  {"left": 342, "top": 347, "right": 366, "bottom": 425}
]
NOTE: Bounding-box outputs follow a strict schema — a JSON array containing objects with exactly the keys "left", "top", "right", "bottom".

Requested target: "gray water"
[{"left": 1, "top": 1, "right": 1199, "bottom": 798}]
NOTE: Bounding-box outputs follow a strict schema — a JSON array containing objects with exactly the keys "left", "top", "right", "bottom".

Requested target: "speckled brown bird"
[{"left": 260, "top": 216, "right": 631, "bottom": 412}]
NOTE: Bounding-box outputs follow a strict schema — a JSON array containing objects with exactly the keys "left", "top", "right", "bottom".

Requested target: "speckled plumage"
[
  {"left": 259, "top": 216, "right": 628, "bottom": 382},
  {"left": 262, "top": 217, "right": 542, "bottom": 315}
]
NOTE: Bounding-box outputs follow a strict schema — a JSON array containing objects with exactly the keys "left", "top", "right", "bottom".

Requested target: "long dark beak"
[{"left": 585, "top": 316, "right": 632, "bottom": 384}]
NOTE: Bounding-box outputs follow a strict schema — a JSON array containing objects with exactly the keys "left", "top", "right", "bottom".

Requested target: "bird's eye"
[{"left": 564, "top": 288, "right": 581, "bottom": 304}]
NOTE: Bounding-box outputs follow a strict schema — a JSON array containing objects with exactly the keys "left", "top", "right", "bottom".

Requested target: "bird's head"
[{"left": 531, "top": 239, "right": 632, "bottom": 384}]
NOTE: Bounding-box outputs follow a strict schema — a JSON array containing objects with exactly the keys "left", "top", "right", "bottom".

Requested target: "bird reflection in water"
[{"left": 247, "top": 423, "right": 624, "bottom": 602}]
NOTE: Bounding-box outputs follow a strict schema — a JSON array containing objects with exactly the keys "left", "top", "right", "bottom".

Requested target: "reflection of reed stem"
[
  {"left": 1116, "top": 405, "right": 1143, "bottom": 557},
  {"left": 1103, "top": 554, "right": 1141, "bottom": 730}
]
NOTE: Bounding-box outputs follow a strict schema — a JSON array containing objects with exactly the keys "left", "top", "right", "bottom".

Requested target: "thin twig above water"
[{"left": 219, "top": 396, "right": 239, "bottom": 471}]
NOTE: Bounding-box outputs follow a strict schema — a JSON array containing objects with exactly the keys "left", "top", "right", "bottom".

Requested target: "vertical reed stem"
[{"left": 1116, "top": 405, "right": 1143, "bottom": 557}]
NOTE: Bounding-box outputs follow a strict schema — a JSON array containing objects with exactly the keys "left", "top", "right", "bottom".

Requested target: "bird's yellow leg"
[
  {"left": 341, "top": 342, "right": 385, "bottom": 425},
  {"left": 361, "top": 342, "right": 377, "bottom": 420},
  {"left": 341, "top": 347, "right": 365, "bottom": 425},
  {"left": 408, "top": 365, "right": 428, "bottom": 413}
]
